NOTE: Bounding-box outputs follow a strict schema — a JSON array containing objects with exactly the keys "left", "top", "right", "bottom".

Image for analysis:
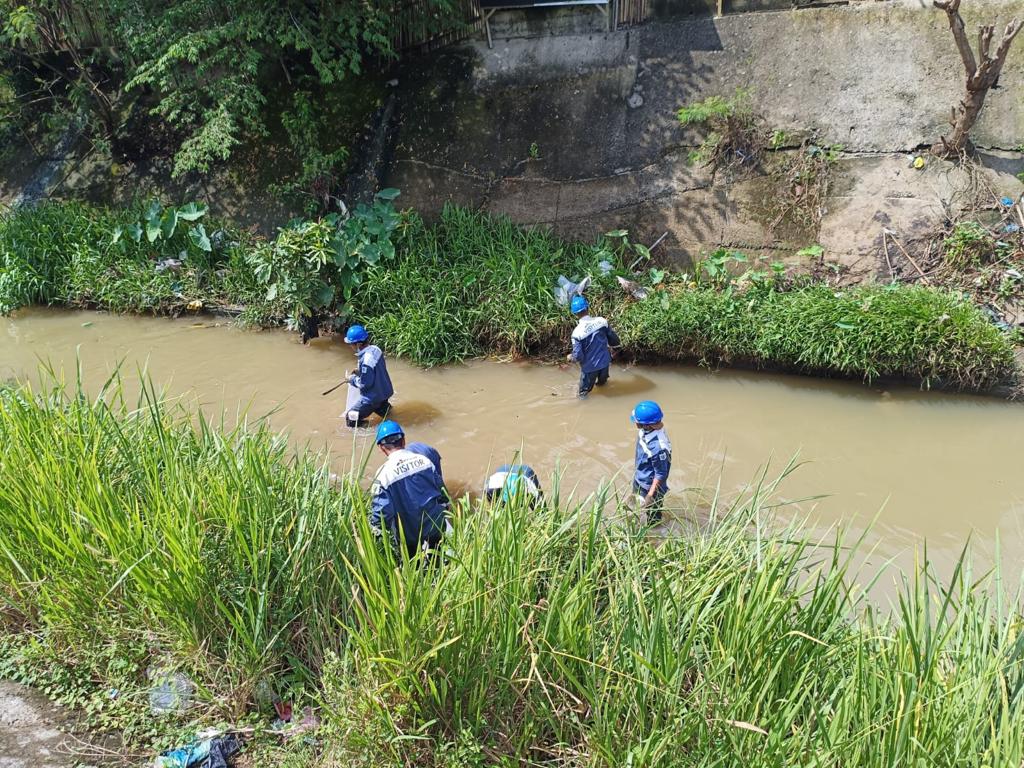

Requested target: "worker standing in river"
[
  {"left": 370, "top": 420, "right": 449, "bottom": 560},
  {"left": 484, "top": 463, "right": 542, "bottom": 506},
  {"left": 566, "top": 295, "right": 621, "bottom": 398},
  {"left": 631, "top": 400, "right": 671, "bottom": 524},
  {"left": 343, "top": 324, "right": 394, "bottom": 427}
]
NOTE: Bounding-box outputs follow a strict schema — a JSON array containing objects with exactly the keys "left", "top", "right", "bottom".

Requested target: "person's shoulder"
[{"left": 406, "top": 442, "right": 441, "bottom": 462}]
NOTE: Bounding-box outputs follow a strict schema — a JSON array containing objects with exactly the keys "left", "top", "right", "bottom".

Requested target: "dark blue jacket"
[
  {"left": 370, "top": 445, "right": 447, "bottom": 557},
  {"left": 634, "top": 428, "right": 671, "bottom": 496},
  {"left": 349, "top": 345, "right": 394, "bottom": 410},
  {"left": 571, "top": 316, "right": 620, "bottom": 374}
]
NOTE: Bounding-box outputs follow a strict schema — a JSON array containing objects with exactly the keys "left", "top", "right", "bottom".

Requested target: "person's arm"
[
  {"left": 606, "top": 325, "right": 621, "bottom": 349},
  {"left": 369, "top": 484, "right": 395, "bottom": 542},
  {"left": 641, "top": 477, "right": 662, "bottom": 507},
  {"left": 641, "top": 450, "right": 669, "bottom": 506},
  {"left": 569, "top": 335, "right": 582, "bottom": 362}
]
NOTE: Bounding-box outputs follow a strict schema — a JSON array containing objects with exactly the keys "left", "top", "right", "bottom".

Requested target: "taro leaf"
[
  {"left": 160, "top": 208, "right": 179, "bottom": 240},
  {"left": 189, "top": 224, "right": 212, "bottom": 252},
  {"left": 127, "top": 222, "right": 143, "bottom": 243},
  {"left": 265, "top": 283, "right": 278, "bottom": 301},
  {"left": 145, "top": 199, "right": 162, "bottom": 221},
  {"left": 604, "top": 229, "right": 628, "bottom": 238},
  {"left": 177, "top": 202, "right": 208, "bottom": 222},
  {"left": 796, "top": 244, "right": 825, "bottom": 258},
  {"left": 314, "top": 285, "right": 335, "bottom": 307},
  {"left": 379, "top": 240, "right": 395, "bottom": 261},
  {"left": 338, "top": 269, "right": 363, "bottom": 296},
  {"left": 375, "top": 188, "right": 401, "bottom": 201},
  {"left": 633, "top": 243, "right": 651, "bottom": 260},
  {"left": 836, "top": 321, "right": 855, "bottom": 330},
  {"left": 359, "top": 241, "right": 381, "bottom": 265},
  {"left": 145, "top": 217, "right": 162, "bottom": 243},
  {"left": 111, "top": 227, "right": 123, "bottom": 245}
]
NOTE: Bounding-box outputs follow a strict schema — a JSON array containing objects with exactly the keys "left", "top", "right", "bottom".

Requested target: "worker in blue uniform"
[
  {"left": 566, "top": 295, "right": 621, "bottom": 398},
  {"left": 370, "top": 420, "right": 449, "bottom": 559},
  {"left": 631, "top": 400, "right": 672, "bottom": 523},
  {"left": 344, "top": 324, "right": 394, "bottom": 427},
  {"left": 484, "top": 464, "right": 542, "bottom": 506}
]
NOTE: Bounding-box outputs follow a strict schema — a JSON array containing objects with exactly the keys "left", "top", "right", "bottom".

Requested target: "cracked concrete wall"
[{"left": 383, "top": 0, "right": 1024, "bottom": 273}]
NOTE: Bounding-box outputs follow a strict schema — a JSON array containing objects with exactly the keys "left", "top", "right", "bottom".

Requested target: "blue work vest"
[
  {"left": 370, "top": 445, "right": 448, "bottom": 555},
  {"left": 350, "top": 345, "right": 394, "bottom": 409},
  {"left": 571, "top": 316, "right": 620, "bottom": 374},
  {"left": 634, "top": 428, "right": 671, "bottom": 495}
]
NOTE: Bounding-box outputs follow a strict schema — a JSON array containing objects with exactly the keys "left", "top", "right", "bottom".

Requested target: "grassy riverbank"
[
  {"left": 1, "top": 377, "right": 1022, "bottom": 766},
  {"left": 0, "top": 200, "right": 1018, "bottom": 389}
]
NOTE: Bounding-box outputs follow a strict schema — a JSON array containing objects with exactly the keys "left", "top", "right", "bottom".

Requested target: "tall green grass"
[
  {"left": 349, "top": 205, "right": 602, "bottom": 365},
  {"left": 1, "top": 373, "right": 1022, "bottom": 765},
  {"left": 1, "top": 200, "right": 1018, "bottom": 388},
  {"left": 614, "top": 282, "right": 1017, "bottom": 389},
  {"left": 0, "top": 201, "right": 267, "bottom": 317}
]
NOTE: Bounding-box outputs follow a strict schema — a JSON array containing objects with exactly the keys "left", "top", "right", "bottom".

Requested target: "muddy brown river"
[{"left": 3, "top": 308, "right": 1023, "bottom": 593}]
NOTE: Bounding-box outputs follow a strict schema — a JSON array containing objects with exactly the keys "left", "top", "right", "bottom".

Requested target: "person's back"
[
  {"left": 572, "top": 315, "right": 616, "bottom": 373},
  {"left": 484, "top": 463, "right": 541, "bottom": 504},
  {"left": 371, "top": 425, "right": 447, "bottom": 558},
  {"left": 568, "top": 296, "right": 620, "bottom": 398},
  {"left": 354, "top": 343, "right": 394, "bottom": 407}
]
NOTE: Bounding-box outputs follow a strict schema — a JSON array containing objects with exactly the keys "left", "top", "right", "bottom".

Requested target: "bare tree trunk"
[{"left": 932, "top": 0, "right": 1021, "bottom": 157}]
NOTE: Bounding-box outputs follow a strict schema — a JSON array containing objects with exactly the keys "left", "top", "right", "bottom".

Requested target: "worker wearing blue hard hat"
[
  {"left": 370, "top": 420, "right": 449, "bottom": 559},
  {"left": 631, "top": 400, "right": 672, "bottom": 523},
  {"left": 343, "top": 324, "right": 394, "bottom": 427},
  {"left": 484, "top": 464, "right": 542, "bottom": 506},
  {"left": 566, "top": 295, "right": 621, "bottom": 398}
]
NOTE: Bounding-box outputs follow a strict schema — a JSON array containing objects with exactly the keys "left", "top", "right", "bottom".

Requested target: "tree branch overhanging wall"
[{"left": 932, "top": 0, "right": 1021, "bottom": 157}]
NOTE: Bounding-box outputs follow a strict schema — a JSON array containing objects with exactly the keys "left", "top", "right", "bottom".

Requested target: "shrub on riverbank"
[
  {"left": 1, "top": 200, "right": 1018, "bottom": 389},
  {"left": 0, "top": 200, "right": 266, "bottom": 316},
  {"left": 1, "top": 377, "right": 1022, "bottom": 766},
  {"left": 614, "top": 281, "right": 1018, "bottom": 389}
]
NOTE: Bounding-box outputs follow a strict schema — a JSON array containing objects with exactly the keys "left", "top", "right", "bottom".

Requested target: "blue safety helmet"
[
  {"left": 344, "top": 324, "right": 369, "bottom": 344},
  {"left": 375, "top": 420, "right": 404, "bottom": 445},
  {"left": 631, "top": 400, "right": 664, "bottom": 426},
  {"left": 570, "top": 295, "right": 589, "bottom": 314}
]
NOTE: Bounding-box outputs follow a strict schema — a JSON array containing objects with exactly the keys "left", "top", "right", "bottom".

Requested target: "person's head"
[
  {"left": 344, "top": 324, "right": 369, "bottom": 352},
  {"left": 375, "top": 420, "right": 406, "bottom": 455},
  {"left": 630, "top": 400, "right": 664, "bottom": 432},
  {"left": 570, "top": 295, "right": 589, "bottom": 317}
]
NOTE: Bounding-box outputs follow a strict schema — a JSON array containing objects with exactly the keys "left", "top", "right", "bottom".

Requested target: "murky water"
[{"left": 3, "top": 308, "right": 1024, "bottom": 593}]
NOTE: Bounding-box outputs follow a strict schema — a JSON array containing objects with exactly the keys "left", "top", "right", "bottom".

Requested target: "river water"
[{"left": 3, "top": 308, "right": 1023, "bottom": 593}]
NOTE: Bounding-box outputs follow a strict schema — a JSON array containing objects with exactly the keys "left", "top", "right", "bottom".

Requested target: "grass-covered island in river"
[
  {"left": 0, "top": 199, "right": 1018, "bottom": 391},
  {"left": 0, "top": 376, "right": 1022, "bottom": 767}
]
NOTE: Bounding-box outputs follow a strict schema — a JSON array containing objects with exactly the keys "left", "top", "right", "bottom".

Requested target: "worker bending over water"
[
  {"left": 631, "top": 400, "right": 672, "bottom": 523},
  {"left": 484, "top": 464, "right": 542, "bottom": 506},
  {"left": 567, "top": 296, "right": 621, "bottom": 398},
  {"left": 370, "top": 420, "right": 449, "bottom": 559},
  {"left": 344, "top": 324, "right": 394, "bottom": 427}
]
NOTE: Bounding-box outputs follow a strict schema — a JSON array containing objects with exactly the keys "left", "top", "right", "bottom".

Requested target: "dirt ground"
[{"left": 0, "top": 681, "right": 77, "bottom": 768}]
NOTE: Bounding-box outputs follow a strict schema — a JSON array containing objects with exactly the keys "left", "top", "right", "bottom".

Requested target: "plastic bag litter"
[
  {"left": 598, "top": 260, "right": 613, "bottom": 276},
  {"left": 148, "top": 668, "right": 195, "bottom": 715},
  {"left": 553, "top": 275, "right": 591, "bottom": 306},
  {"left": 616, "top": 275, "right": 649, "bottom": 299}
]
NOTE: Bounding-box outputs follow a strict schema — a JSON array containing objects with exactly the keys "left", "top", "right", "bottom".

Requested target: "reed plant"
[
  {"left": 1, "top": 373, "right": 1022, "bottom": 765},
  {"left": 349, "top": 205, "right": 601, "bottom": 365},
  {"left": 614, "top": 282, "right": 1017, "bottom": 389}
]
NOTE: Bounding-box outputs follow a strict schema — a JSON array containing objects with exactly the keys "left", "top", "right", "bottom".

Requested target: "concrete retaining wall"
[{"left": 382, "top": 0, "right": 1024, "bottom": 274}]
